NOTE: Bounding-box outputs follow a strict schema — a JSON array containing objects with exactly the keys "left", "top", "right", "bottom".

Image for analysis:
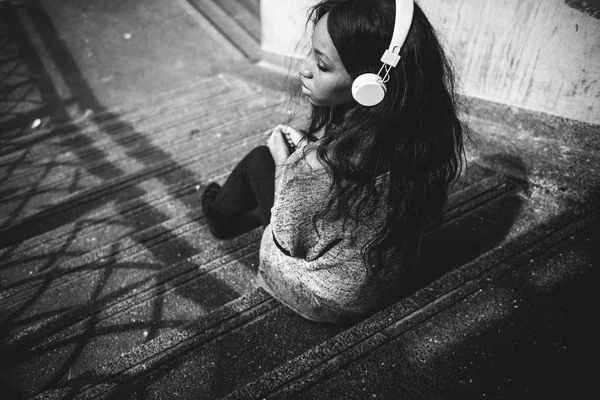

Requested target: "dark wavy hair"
[{"left": 295, "top": 0, "right": 467, "bottom": 270}]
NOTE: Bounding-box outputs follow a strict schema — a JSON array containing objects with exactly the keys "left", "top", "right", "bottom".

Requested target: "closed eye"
[{"left": 311, "top": 48, "right": 330, "bottom": 72}]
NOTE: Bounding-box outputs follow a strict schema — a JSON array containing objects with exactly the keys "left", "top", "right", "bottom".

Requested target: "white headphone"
[{"left": 351, "top": 0, "right": 414, "bottom": 107}]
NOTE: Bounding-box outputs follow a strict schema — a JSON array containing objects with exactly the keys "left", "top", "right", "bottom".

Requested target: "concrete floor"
[
  {"left": 1, "top": 1, "right": 599, "bottom": 399},
  {"left": 2, "top": 0, "right": 249, "bottom": 125}
]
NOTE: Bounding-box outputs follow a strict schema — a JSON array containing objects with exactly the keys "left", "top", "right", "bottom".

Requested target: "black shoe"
[{"left": 201, "top": 182, "right": 234, "bottom": 239}]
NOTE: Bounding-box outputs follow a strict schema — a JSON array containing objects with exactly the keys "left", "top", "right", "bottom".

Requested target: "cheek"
[
  {"left": 315, "top": 76, "right": 353, "bottom": 103},
  {"left": 330, "top": 78, "right": 354, "bottom": 104}
]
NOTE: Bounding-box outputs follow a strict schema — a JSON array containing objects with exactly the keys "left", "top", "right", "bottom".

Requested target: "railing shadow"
[
  {"left": 81, "top": 157, "right": 533, "bottom": 399},
  {"left": 0, "top": 2, "right": 259, "bottom": 397}
]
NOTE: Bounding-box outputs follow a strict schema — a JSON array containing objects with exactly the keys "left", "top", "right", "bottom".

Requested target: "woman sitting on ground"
[{"left": 202, "top": 0, "right": 466, "bottom": 323}]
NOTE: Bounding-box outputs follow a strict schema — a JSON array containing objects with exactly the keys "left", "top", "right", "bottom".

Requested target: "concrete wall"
[
  {"left": 261, "top": 0, "right": 314, "bottom": 58},
  {"left": 260, "top": 0, "right": 600, "bottom": 125}
]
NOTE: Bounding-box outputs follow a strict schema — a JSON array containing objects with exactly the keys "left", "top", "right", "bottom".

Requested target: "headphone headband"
[
  {"left": 352, "top": 0, "right": 415, "bottom": 106},
  {"left": 382, "top": 0, "right": 415, "bottom": 67}
]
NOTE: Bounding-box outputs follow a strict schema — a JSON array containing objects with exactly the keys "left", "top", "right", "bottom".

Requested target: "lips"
[
  {"left": 301, "top": 82, "right": 312, "bottom": 96},
  {"left": 300, "top": 78, "right": 311, "bottom": 95}
]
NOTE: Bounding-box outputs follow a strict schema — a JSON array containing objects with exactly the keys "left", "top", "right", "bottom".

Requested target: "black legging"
[{"left": 210, "top": 146, "right": 275, "bottom": 227}]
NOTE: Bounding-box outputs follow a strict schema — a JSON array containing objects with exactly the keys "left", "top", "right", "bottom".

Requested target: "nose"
[{"left": 299, "top": 59, "right": 313, "bottom": 79}]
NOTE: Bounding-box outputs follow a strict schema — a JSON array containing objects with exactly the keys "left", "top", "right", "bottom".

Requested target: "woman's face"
[{"left": 300, "top": 13, "right": 354, "bottom": 107}]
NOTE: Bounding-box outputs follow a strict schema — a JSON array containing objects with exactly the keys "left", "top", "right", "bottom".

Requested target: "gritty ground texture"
[{"left": 0, "top": 1, "right": 598, "bottom": 399}]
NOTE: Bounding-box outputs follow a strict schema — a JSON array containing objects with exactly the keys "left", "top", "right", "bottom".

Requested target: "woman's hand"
[
  {"left": 279, "top": 125, "right": 306, "bottom": 149},
  {"left": 265, "top": 125, "right": 291, "bottom": 166}
]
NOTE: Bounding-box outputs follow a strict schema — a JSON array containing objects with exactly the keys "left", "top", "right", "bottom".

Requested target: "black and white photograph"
[{"left": 0, "top": 0, "right": 598, "bottom": 398}]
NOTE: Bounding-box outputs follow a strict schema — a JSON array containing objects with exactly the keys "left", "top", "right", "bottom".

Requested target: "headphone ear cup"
[{"left": 352, "top": 73, "right": 387, "bottom": 106}]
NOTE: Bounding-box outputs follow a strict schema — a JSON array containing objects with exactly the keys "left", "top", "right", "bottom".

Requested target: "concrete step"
[
  {"left": 229, "top": 209, "right": 597, "bottom": 400},
  {"left": 0, "top": 163, "right": 498, "bottom": 397},
  {"left": 0, "top": 76, "right": 287, "bottom": 233},
  {"left": 0, "top": 79, "right": 250, "bottom": 192},
  {"left": 0, "top": 139, "right": 264, "bottom": 301},
  {"left": 23, "top": 166, "right": 530, "bottom": 399},
  {"left": 0, "top": 76, "right": 289, "bottom": 310},
  {"left": 213, "top": 0, "right": 261, "bottom": 42},
  {"left": 0, "top": 75, "right": 285, "bottom": 283},
  {"left": 0, "top": 72, "right": 291, "bottom": 397},
  {"left": 185, "top": 0, "right": 261, "bottom": 60},
  {"left": 2, "top": 66, "right": 595, "bottom": 399},
  {"left": 1, "top": 232, "right": 262, "bottom": 396}
]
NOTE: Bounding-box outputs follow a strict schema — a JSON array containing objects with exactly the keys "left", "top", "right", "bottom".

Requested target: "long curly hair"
[{"left": 295, "top": 0, "right": 467, "bottom": 270}]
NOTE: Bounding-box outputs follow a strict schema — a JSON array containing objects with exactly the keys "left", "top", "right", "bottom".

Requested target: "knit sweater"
[{"left": 257, "top": 148, "right": 422, "bottom": 323}]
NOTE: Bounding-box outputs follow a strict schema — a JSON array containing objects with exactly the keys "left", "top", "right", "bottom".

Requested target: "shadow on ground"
[
  {"left": 2, "top": 2, "right": 588, "bottom": 398},
  {"left": 415, "top": 154, "right": 528, "bottom": 287},
  {"left": 0, "top": 3, "right": 245, "bottom": 395}
]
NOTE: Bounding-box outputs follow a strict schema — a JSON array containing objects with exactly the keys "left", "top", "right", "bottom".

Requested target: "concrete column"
[
  {"left": 420, "top": 0, "right": 600, "bottom": 125},
  {"left": 260, "top": 0, "right": 315, "bottom": 62}
]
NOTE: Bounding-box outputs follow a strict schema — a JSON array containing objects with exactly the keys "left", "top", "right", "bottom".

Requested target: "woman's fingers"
[
  {"left": 283, "top": 132, "right": 295, "bottom": 147},
  {"left": 264, "top": 125, "right": 298, "bottom": 148},
  {"left": 263, "top": 124, "right": 285, "bottom": 136},
  {"left": 266, "top": 128, "right": 290, "bottom": 165},
  {"left": 279, "top": 125, "right": 304, "bottom": 146}
]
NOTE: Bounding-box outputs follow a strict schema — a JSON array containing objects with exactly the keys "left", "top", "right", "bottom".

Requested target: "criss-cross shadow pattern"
[
  {"left": 0, "top": 19, "right": 44, "bottom": 133},
  {"left": 0, "top": 2, "right": 283, "bottom": 396}
]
